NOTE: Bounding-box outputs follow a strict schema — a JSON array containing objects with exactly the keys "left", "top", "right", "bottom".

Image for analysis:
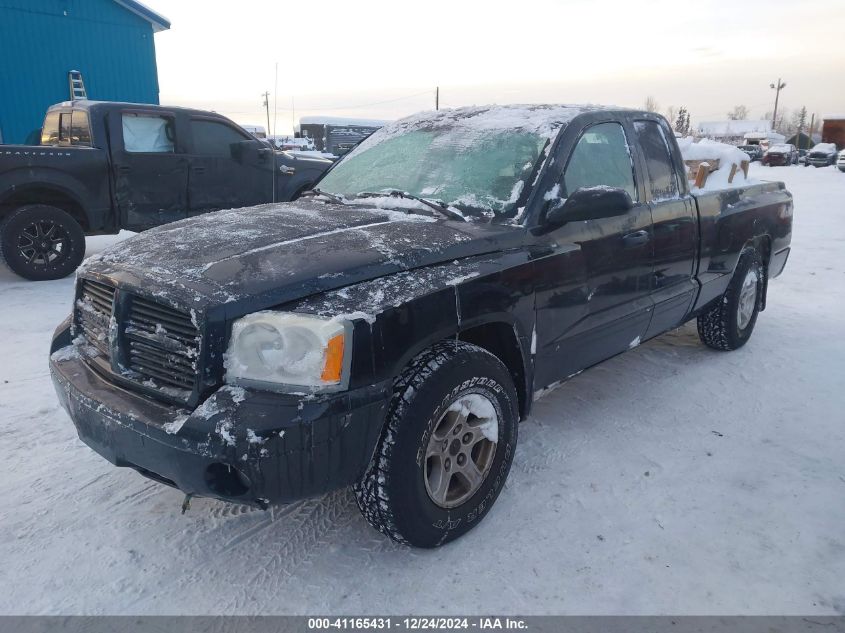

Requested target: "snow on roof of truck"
[
  {"left": 373, "top": 104, "right": 610, "bottom": 136},
  {"left": 346, "top": 104, "right": 624, "bottom": 159}
]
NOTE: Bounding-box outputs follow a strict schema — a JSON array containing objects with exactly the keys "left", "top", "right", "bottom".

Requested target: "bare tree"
[
  {"left": 644, "top": 96, "right": 659, "bottom": 113},
  {"left": 764, "top": 108, "right": 792, "bottom": 136},
  {"left": 727, "top": 105, "right": 749, "bottom": 120},
  {"left": 665, "top": 105, "right": 678, "bottom": 126}
]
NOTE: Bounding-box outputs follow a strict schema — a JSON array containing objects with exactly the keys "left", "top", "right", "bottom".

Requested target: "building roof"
[
  {"left": 697, "top": 119, "right": 772, "bottom": 137},
  {"left": 112, "top": 0, "right": 170, "bottom": 32},
  {"left": 298, "top": 116, "right": 391, "bottom": 127}
]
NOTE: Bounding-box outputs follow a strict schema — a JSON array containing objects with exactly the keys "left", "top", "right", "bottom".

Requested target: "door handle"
[
  {"left": 279, "top": 165, "right": 295, "bottom": 175},
  {"left": 192, "top": 166, "right": 207, "bottom": 174},
  {"left": 117, "top": 165, "right": 131, "bottom": 174},
  {"left": 622, "top": 230, "right": 650, "bottom": 247}
]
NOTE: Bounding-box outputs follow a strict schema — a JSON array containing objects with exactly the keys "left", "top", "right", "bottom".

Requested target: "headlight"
[{"left": 225, "top": 312, "right": 352, "bottom": 391}]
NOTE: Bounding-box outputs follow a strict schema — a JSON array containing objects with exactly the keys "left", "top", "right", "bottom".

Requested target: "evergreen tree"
[{"left": 675, "top": 107, "right": 690, "bottom": 136}]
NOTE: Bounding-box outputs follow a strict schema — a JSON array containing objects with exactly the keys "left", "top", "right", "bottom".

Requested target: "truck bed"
[{"left": 691, "top": 179, "right": 792, "bottom": 313}]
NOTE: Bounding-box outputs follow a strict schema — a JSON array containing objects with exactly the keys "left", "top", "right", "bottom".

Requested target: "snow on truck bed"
[
  {"left": 676, "top": 137, "right": 757, "bottom": 191},
  {"left": 0, "top": 168, "right": 843, "bottom": 616}
]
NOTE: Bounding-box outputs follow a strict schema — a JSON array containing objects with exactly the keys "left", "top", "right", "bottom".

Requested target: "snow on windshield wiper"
[
  {"left": 355, "top": 190, "right": 467, "bottom": 222},
  {"left": 300, "top": 188, "right": 347, "bottom": 205}
]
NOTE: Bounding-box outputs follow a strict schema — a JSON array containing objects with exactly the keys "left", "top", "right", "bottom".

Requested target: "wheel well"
[
  {"left": 0, "top": 188, "right": 88, "bottom": 230},
  {"left": 749, "top": 235, "right": 772, "bottom": 310},
  {"left": 458, "top": 322, "right": 528, "bottom": 420}
]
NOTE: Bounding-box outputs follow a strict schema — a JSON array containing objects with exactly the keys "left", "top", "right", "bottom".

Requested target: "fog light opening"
[{"left": 204, "top": 462, "right": 250, "bottom": 497}]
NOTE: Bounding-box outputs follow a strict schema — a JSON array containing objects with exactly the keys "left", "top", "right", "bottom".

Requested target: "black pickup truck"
[
  {"left": 49, "top": 105, "right": 792, "bottom": 547},
  {"left": 0, "top": 100, "right": 332, "bottom": 280}
]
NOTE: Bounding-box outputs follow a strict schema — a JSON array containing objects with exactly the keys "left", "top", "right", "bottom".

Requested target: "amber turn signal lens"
[{"left": 321, "top": 334, "right": 345, "bottom": 383}]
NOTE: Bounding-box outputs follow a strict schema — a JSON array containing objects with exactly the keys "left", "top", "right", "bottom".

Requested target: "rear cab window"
[
  {"left": 41, "top": 109, "right": 92, "bottom": 147},
  {"left": 122, "top": 113, "right": 176, "bottom": 153},
  {"left": 633, "top": 120, "right": 680, "bottom": 200}
]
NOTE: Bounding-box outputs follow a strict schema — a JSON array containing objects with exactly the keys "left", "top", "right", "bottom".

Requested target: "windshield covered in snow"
[
  {"left": 768, "top": 144, "right": 792, "bottom": 153},
  {"left": 810, "top": 143, "right": 836, "bottom": 154},
  {"left": 318, "top": 127, "right": 546, "bottom": 219}
]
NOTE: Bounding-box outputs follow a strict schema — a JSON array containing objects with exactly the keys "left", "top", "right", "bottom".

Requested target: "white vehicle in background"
[
  {"left": 241, "top": 125, "right": 268, "bottom": 139},
  {"left": 837, "top": 150, "right": 845, "bottom": 172}
]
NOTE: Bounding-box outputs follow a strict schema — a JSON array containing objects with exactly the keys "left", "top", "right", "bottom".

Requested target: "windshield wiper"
[
  {"left": 300, "top": 188, "right": 347, "bottom": 205},
  {"left": 355, "top": 190, "right": 467, "bottom": 222}
]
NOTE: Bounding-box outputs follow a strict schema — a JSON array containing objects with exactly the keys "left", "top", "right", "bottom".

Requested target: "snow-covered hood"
[{"left": 80, "top": 200, "right": 521, "bottom": 314}]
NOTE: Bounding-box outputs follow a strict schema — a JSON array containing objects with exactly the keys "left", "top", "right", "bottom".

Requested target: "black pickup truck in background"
[
  {"left": 0, "top": 101, "right": 333, "bottom": 280},
  {"left": 50, "top": 105, "right": 792, "bottom": 547}
]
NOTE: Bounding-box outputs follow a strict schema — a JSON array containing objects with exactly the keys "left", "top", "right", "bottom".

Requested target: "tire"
[
  {"left": 0, "top": 205, "right": 86, "bottom": 281},
  {"left": 697, "top": 247, "right": 765, "bottom": 351},
  {"left": 354, "top": 341, "right": 519, "bottom": 548}
]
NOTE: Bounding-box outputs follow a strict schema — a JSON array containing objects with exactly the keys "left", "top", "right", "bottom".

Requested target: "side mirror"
[
  {"left": 546, "top": 186, "right": 633, "bottom": 227},
  {"left": 231, "top": 139, "right": 268, "bottom": 162}
]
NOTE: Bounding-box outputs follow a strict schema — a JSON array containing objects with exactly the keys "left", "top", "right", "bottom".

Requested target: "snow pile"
[{"left": 676, "top": 137, "right": 755, "bottom": 191}]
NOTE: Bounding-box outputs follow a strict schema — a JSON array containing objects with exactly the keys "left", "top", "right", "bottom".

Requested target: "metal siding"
[{"left": 0, "top": 0, "right": 161, "bottom": 144}]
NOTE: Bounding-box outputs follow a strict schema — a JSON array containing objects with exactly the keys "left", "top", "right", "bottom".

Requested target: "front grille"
[
  {"left": 76, "top": 279, "right": 115, "bottom": 358},
  {"left": 125, "top": 296, "right": 200, "bottom": 394}
]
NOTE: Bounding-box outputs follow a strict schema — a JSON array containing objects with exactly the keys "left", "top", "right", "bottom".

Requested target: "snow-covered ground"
[{"left": 1, "top": 165, "right": 844, "bottom": 615}]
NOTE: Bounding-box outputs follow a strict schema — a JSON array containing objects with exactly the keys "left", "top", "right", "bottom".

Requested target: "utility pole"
[
  {"left": 770, "top": 78, "right": 786, "bottom": 133},
  {"left": 808, "top": 113, "right": 815, "bottom": 149},
  {"left": 273, "top": 63, "right": 278, "bottom": 139},
  {"left": 435, "top": 86, "right": 439, "bottom": 111},
  {"left": 262, "top": 91, "right": 271, "bottom": 138}
]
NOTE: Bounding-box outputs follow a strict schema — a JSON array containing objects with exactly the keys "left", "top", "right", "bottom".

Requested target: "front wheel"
[
  {"left": 354, "top": 341, "right": 519, "bottom": 547},
  {"left": 0, "top": 205, "right": 86, "bottom": 280},
  {"left": 697, "top": 247, "right": 764, "bottom": 351}
]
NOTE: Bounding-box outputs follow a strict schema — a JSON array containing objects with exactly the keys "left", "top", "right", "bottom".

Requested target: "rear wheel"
[
  {"left": 0, "top": 205, "right": 85, "bottom": 280},
  {"left": 697, "top": 247, "right": 764, "bottom": 351},
  {"left": 354, "top": 341, "right": 519, "bottom": 548}
]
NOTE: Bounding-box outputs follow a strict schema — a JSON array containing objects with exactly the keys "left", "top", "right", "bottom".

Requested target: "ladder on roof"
[{"left": 68, "top": 70, "right": 87, "bottom": 100}]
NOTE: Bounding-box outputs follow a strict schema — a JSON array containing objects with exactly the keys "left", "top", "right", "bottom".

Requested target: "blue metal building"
[{"left": 0, "top": 0, "right": 170, "bottom": 144}]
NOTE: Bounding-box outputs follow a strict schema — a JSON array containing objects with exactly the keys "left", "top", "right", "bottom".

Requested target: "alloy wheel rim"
[
  {"left": 424, "top": 394, "right": 498, "bottom": 509},
  {"left": 737, "top": 269, "right": 759, "bottom": 330},
  {"left": 17, "top": 220, "right": 68, "bottom": 266}
]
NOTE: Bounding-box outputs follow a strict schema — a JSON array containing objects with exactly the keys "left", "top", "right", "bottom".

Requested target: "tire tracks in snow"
[
  {"left": 219, "top": 489, "right": 358, "bottom": 611},
  {"left": 119, "top": 489, "right": 358, "bottom": 614}
]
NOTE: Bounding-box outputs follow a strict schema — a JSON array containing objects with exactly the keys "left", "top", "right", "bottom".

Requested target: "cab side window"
[
  {"left": 122, "top": 113, "right": 176, "bottom": 153},
  {"left": 190, "top": 119, "right": 250, "bottom": 157},
  {"left": 563, "top": 122, "right": 637, "bottom": 200},
  {"left": 633, "top": 120, "right": 680, "bottom": 200}
]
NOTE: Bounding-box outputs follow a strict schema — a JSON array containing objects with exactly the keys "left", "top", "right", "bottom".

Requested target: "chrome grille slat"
[
  {"left": 125, "top": 314, "right": 198, "bottom": 340},
  {"left": 76, "top": 280, "right": 115, "bottom": 360},
  {"left": 127, "top": 340, "right": 196, "bottom": 370},
  {"left": 126, "top": 296, "right": 200, "bottom": 398}
]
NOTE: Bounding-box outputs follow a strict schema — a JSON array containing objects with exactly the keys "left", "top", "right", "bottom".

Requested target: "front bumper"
[
  {"left": 763, "top": 155, "right": 790, "bottom": 166},
  {"left": 808, "top": 158, "right": 832, "bottom": 167},
  {"left": 50, "top": 331, "right": 390, "bottom": 506}
]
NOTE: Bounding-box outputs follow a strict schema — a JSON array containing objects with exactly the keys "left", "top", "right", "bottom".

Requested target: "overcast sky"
[{"left": 151, "top": 0, "right": 845, "bottom": 134}]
